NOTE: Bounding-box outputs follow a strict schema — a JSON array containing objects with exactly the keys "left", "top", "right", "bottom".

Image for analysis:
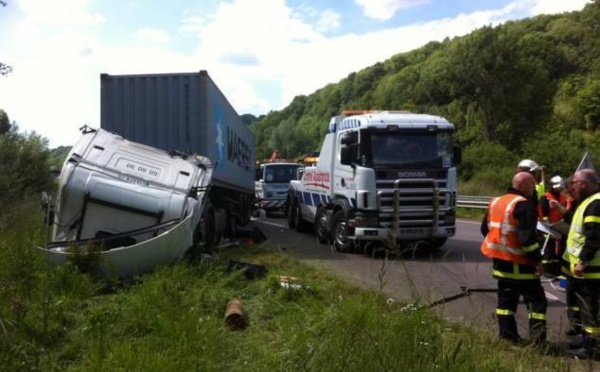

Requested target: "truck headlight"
[{"left": 355, "top": 214, "right": 378, "bottom": 227}]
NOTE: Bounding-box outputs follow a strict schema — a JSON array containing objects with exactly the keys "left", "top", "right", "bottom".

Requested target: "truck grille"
[{"left": 376, "top": 178, "right": 454, "bottom": 231}]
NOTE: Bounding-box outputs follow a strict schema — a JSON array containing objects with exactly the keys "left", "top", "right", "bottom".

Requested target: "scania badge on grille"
[{"left": 397, "top": 171, "right": 427, "bottom": 178}]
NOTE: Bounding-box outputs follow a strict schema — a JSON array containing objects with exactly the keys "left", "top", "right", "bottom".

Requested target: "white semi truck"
[
  {"left": 38, "top": 127, "right": 215, "bottom": 278},
  {"left": 255, "top": 161, "right": 303, "bottom": 216},
  {"left": 287, "top": 110, "right": 461, "bottom": 252}
]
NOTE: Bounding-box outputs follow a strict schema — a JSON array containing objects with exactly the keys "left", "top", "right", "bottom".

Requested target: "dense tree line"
[
  {"left": 0, "top": 110, "right": 53, "bottom": 228},
  {"left": 250, "top": 1, "right": 600, "bottom": 189}
]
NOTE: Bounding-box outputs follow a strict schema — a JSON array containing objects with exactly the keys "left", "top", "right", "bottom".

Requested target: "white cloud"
[
  {"left": 179, "top": 15, "right": 205, "bottom": 34},
  {"left": 315, "top": 9, "right": 341, "bottom": 32},
  {"left": 137, "top": 27, "right": 171, "bottom": 44},
  {"left": 355, "top": 0, "right": 431, "bottom": 21},
  {"left": 17, "top": 0, "right": 105, "bottom": 27},
  {"left": 531, "top": 0, "right": 591, "bottom": 15}
]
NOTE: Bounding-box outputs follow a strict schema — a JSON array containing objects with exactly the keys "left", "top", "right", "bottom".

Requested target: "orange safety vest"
[
  {"left": 566, "top": 196, "right": 574, "bottom": 212},
  {"left": 481, "top": 194, "right": 535, "bottom": 265},
  {"left": 539, "top": 191, "right": 566, "bottom": 223}
]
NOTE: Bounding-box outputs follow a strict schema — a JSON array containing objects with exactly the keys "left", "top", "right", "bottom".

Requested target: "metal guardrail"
[{"left": 456, "top": 195, "right": 492, "bottom": 209}]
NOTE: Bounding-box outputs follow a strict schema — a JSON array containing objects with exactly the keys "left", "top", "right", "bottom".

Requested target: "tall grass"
[{"left": 0, "top": 198, "right": 588, "bottom": 371}]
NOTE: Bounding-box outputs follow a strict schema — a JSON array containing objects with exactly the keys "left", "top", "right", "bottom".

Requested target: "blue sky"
[{"left": 0, "top": 0, "right": 591, "bottom": 147}]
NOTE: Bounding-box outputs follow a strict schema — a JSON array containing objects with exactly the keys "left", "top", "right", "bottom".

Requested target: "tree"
[
  {"left": 0, "top": 123, "right": 53, "bottom": 218},
  {"left": 0, "top": 109, "right": 10, "bottom": 134},
  {"left": 269, "top": 118, "right": 309, "bottom": 159}
]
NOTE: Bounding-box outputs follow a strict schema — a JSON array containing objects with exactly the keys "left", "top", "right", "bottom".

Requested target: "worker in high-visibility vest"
[
  {"left": 481, "top": 171, "right": 547, "bottom": 345},
  {"left": 562, "top": 169, "right": 600, "bottom": 359},
  {"left": 552, "top": 175, "right": 583, "bottom": 337},
  {"left": 539, "top": 175, "right": 568, "bottom": 277}
]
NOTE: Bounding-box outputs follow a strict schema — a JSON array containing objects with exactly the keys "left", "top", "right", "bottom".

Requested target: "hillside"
[{"left": 250, "top": 1, "right": 600, "bottom": 187}]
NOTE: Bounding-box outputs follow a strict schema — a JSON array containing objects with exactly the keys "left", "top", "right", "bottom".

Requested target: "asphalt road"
[{"left": 250, "top": 214, "right": 573, "bottom": 344}]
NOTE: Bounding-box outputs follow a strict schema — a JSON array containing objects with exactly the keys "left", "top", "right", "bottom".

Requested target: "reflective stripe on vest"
[
  {"left": 481, "top": 194, "right": 534, "bottom": 265},
  {"left": 562, "top": 193, "right": 600, "bottom": 278}
]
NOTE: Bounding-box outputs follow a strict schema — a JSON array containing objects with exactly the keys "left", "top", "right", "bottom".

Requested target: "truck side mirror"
[
  {"left": 296, "top": 168, "right": 304, "bottom": 180},
  {"left": 453, "top": 145, "right": 462, "bottom": 166}
]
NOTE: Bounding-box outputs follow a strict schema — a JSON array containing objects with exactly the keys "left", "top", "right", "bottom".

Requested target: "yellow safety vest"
[
  {"left": 536, "top": 183, "right": 545, "bottom": 200},
  {"left": 562, "top": 192, "right": 600, "bottom": 278}
]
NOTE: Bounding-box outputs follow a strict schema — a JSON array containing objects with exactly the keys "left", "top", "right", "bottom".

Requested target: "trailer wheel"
[
  {"left": 287, "top": 199, "right": 297, "bottom": 229},
  {"left": 332, "top": 210, "right": 353, "bottom": 252},
  {"left": 315, "top": 207, "right": 329, "bottom": 244}
]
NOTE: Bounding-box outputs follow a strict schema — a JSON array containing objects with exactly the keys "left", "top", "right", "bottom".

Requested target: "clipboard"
[{"left": 536, "top": 220, "right": 570, "bottom": 238}]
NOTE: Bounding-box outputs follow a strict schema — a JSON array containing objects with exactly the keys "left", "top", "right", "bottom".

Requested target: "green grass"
[
  {"left": 456, "top": 208, "right": 486, "bottom": 221},
  {"left": 0, "top": 200, "right": 587, "bottom": 371}
]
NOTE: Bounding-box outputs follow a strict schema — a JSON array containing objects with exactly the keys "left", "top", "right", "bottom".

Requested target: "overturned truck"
[{"left": 38, "top": 127, "right": 215, "bottom": 279}]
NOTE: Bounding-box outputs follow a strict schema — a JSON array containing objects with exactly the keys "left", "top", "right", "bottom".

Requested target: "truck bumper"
[
  {"left": 353, "top": 226, "right": 456, "bottom": 241},
  {"left": 255, "top": 199, "right": 286, "bottom": 212}
]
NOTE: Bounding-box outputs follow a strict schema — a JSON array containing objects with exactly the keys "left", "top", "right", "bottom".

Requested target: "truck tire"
[
  {"left": 425, "top": 237, "right": 447, "bottom": 250},
  {"left": 315, "top": 207, "right": 330, "bottom": 244},
  {"left": 294, "top": 201, "right": 309, "bottom": 233},
  {"left": 332, "top": 209, "right": 353, "bottom": 252},
  {"left": 287, "top": 199, "right": 297, "bottom": 229}
]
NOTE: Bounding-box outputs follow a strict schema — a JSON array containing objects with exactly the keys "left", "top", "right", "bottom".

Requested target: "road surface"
[{"left": 250, "top": 215, "right": 572, "bottom": 343}]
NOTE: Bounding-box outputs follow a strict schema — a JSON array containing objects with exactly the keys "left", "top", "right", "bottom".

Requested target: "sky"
[{"left": 0, "top": 0, "right": 592, "bottom": 148}]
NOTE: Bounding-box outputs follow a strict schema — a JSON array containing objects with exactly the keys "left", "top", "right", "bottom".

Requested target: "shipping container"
[
  {"left": 100, "top": 70, "right": 255, "bottom": 237},
  {"left": 100, "top": 70, "right": 254, "bottom": 195}
]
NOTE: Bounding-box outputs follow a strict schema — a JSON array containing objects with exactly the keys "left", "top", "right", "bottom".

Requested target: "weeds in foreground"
[{"left": 0, "top": 201, "right": 582, "bottom": 371}]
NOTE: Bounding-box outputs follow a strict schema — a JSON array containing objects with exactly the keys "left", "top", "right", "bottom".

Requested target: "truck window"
[
  {"left": 263, "top": 164, "right": 302, "bottom": 183},
  {"left": 340, "top": 132, "right": 360, "bottom": 166},
  {"left": 367, "top": 131, "right": 453, "bottom": 168}
]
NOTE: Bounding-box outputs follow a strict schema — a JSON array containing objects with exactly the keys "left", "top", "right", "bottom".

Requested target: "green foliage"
[
  {"left": 0, "top": 109, "right": 10, "bottom": 134},
  {"left": 0, "top": 123, "right": 53, "bottom": 226},
  {"left": 459, "top": 142, "right": 517, "bottom": 182},
  {"left": 48, "top": 145, "right": 71, "bottom": 171}
]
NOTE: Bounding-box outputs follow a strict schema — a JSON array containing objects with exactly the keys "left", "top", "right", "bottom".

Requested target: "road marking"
[
  {"left": 457, "top": 219, "right": 481, "bottom": 225},
  {"left": 252, "top": 219, "right": 289, "bottom": 229}
]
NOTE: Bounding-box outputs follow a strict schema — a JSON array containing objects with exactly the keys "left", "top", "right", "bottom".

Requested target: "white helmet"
[
  {"left": 550, "top": 175, "right": 564, "bottom": 190},
  {"left": 518, "top": 159, "right": 540, "bottom": 172}
]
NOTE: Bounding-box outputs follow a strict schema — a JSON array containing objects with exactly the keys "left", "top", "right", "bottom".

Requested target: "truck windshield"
[
  {"left": 263, "top": 164, "right": 302, "bottom": 183},
  {"left": 366, "top": 131, "right": 453, "bottom": 168}
]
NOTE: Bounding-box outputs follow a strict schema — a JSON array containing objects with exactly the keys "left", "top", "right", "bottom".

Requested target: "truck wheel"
[
  {"left": 287, "top": 199, "right": 297, "bottom": 229},
  {"left": 294, "top": 202, "right": 309, "bottom": 233},
  {"left": 425, "top": 237, "right": 447, "bottom": 250},
  {"left": 332, "top": 210, "right": 353, "bottom": 252},
  {"left": 193, "top": 207, "right": 216, "bottom": 254},
  {"left": 315, "top": 207, "right": 329, "bottom": 244}
]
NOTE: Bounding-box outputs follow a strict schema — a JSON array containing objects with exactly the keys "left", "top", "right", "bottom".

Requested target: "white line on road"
[{"left": 252, "top": 218, "right": 288, "bottom": 229}]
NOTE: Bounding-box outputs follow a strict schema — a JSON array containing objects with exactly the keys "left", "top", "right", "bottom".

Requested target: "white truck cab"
[
  {"left": 255, "top": 162, "right": 303, "bottom": 215},
  {"left": 287, "top": 110, "right": 461, "bottom": 252}
]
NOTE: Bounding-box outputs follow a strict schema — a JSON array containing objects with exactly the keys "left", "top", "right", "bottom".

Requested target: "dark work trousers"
[
  {"left": 541, "top": 237, "right": 562, "bottom": 277},
  {"left": 574, "top": 278, "right": 600, "bottom": 338},
  {"left": 566, "top": 276, "right": 582, "bottom": 330},
  {"left": 497, "top": 279, "right": 548, "bottom": 343}
]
